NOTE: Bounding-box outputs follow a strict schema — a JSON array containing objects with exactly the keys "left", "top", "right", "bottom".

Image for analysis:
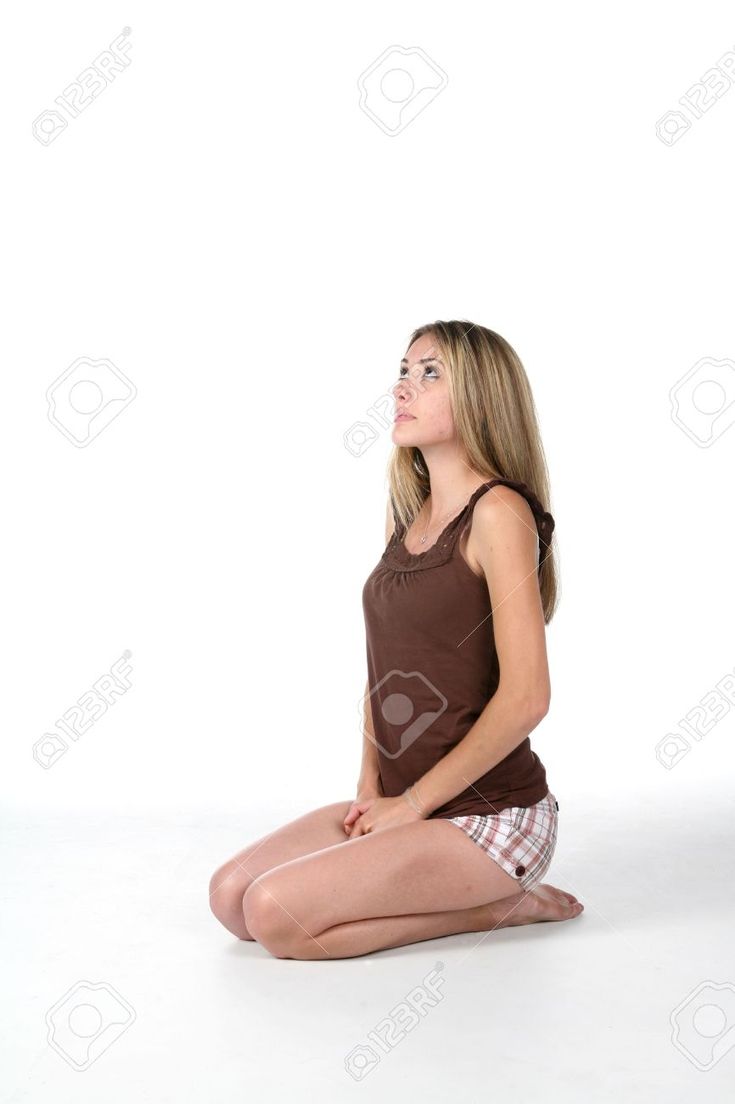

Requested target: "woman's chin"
[{"left": 392, "top": 423, "right": 418, "bottom": 442}]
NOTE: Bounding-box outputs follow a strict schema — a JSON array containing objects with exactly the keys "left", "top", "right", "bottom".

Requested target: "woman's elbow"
[{"left": 501, "top": 684, "right": 550, "bottom": 726}]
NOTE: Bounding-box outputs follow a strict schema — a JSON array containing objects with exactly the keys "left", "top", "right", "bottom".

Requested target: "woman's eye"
[{"left": 399, "top": 365, "right": 437, "bottom": 379}]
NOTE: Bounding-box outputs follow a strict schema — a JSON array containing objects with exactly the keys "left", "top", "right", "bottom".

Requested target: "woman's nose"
[{"left": 392, "top": 377, "right": 410, "bottom": 402}]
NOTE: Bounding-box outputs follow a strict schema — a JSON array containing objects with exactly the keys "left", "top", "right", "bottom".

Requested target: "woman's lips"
[{"left": 394, "top": 413, "right": 416, "bottom": 422}]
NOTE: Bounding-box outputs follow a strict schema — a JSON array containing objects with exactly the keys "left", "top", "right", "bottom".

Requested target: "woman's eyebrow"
[{"left": 400, "top": 356, "right": 442, "bottom": 366}]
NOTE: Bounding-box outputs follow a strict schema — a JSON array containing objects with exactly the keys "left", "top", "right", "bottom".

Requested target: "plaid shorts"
[{"left": 446, "top": 790, "right": 559, "bottom": 892}]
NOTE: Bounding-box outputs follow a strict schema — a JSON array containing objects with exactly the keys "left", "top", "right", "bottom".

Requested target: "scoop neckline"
[{"left": 399, "top": 479, "right": 499, "bottom": 559}]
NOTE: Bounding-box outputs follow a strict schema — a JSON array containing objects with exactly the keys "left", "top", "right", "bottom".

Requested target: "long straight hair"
[{"left": 386, "top": 319, "right": 559, "bottom": 622}]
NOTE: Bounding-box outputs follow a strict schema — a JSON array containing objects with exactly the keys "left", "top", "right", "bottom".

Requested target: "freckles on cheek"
[
  {"left": 421, "top": 399, "right": 452, "bottom": 431},
  {"left": 433, "top": 411, "right": 456, "bottom": 438}
]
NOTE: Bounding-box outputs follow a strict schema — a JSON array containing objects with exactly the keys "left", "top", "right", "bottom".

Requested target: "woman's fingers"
[
  {"left": 344, "top": 803, "right": 370, "bottom": 836},
  {"left": 343, "top": 806, "right": 362, "bottom": 833},
  {"left": 343, "top": 799, "right": 377, "bottom": 836}
]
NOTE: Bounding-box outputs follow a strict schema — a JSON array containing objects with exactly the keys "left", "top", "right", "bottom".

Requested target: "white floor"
[{"left": 2, "top": 792, "right": 734, "bottom": 1103}]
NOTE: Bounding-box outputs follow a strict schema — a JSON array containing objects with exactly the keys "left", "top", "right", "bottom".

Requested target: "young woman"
[{"left": 209, "top": 319, "right": 583, "bottom": 959}]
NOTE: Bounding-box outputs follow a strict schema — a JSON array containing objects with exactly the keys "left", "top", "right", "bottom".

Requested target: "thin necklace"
[{"left": 418, "top": 492, "right": 475, "bottom": 543}]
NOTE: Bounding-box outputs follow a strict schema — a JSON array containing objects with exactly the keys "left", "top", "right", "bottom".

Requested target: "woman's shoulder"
[
  {"left": 465, "top": 482, "right": 542, "bottom": 570},
  {"left": 471, "top": 480, "right": 538, "bottom": 525}
]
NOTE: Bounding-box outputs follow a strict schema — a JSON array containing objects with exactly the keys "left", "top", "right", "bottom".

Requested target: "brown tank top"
[{"left": 361, "top": 478, "right": 555, "bottom": 819}]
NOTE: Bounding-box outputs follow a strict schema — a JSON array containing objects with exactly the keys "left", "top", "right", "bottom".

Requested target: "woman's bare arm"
[
  {"left": 357, "top": 678, "right": 380, "bottom": 791},
  {"left": 356, "top": 498, "right": 394, "bottom": 792},
  {"left": 406, "top": 484, "right": 551, "bottom": 817},
  {"left": 385, "top": 496, "right": 395, "bottom": 543}
]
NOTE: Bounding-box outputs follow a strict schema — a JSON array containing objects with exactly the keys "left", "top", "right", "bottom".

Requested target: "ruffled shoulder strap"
[
  {"left": 463, "top": 478, "right": 555, "bottom": 570},
  {"left": 382, "top": 478, "right": 554, "bottom": 574}
]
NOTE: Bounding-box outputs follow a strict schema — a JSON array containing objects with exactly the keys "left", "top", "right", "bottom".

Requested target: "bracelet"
[{"left": 403, "top": 783, "right": 427, "bottom": 816}]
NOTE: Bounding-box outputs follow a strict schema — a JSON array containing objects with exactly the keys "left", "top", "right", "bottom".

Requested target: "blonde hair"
[{"left": 386, "top": 319, "right": 559, "bottom": 622}]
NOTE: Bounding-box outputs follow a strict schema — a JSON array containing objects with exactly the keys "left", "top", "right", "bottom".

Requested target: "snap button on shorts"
[{"left": 446, "top": 790, "right": 559, "bottom": 892}]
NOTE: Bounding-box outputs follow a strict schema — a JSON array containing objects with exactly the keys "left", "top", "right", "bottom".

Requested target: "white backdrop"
[
  {"left": 3, "top": 2, "right": 734, "bottom": 821},
  {"left": 3, "top": 4, "right": 735, "bottom": 1102}
]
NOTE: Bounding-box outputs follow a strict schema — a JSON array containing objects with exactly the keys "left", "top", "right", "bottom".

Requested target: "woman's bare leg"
[
  {"left": 272, "top": 884, "right": 583, "bottom": 959},
  {"left": 209, "top": 800, "right": 355, "bottom": 939},
  {"left": 243, "top": 819, "right": 583, "bottom": 959}
]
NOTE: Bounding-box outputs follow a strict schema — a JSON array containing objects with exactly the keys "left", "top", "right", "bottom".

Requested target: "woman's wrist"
[
  {"left": 402, "top": 782, "right": 429, "bottom": 818},
  {"left": 357, "top": 770, "right": 382, "bottom": 797}
]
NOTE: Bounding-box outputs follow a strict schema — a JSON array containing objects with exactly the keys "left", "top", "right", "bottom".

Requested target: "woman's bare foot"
[{"left": 474, "top": 883, "right": 583, "bottom": 932}]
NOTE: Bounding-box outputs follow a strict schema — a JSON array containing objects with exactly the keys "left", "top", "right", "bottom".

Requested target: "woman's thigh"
[
  {"left": 209, "top": 800, "right": 354, "bottom": 937},
  {"left": 243, "top": 818, "right": 521, "bottom": 953}
]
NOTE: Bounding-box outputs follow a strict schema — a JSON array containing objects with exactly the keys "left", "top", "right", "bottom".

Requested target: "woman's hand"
[
  {"left": 343, "top": 780, "right": 383, "bottom": 837},
  {"left": 344, "top": 794, "right": 424, "bottom": 838}
]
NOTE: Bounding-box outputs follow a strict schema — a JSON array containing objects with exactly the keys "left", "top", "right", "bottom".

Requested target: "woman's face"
[{"left": 391, "top": 334, "right": 455, "bottom": 447}]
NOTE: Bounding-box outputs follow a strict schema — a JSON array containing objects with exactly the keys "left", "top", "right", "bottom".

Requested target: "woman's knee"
[
  {"left": 208, "top": 859, "right": 256, "bottom": 940},
  {"left": 242, "top": 876, "right": 297, "bottom": 957}
]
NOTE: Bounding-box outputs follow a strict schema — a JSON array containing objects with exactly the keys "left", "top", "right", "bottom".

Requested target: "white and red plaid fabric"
[{"left": 447, "top": 790, "right": 559, "bottom": 892}]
